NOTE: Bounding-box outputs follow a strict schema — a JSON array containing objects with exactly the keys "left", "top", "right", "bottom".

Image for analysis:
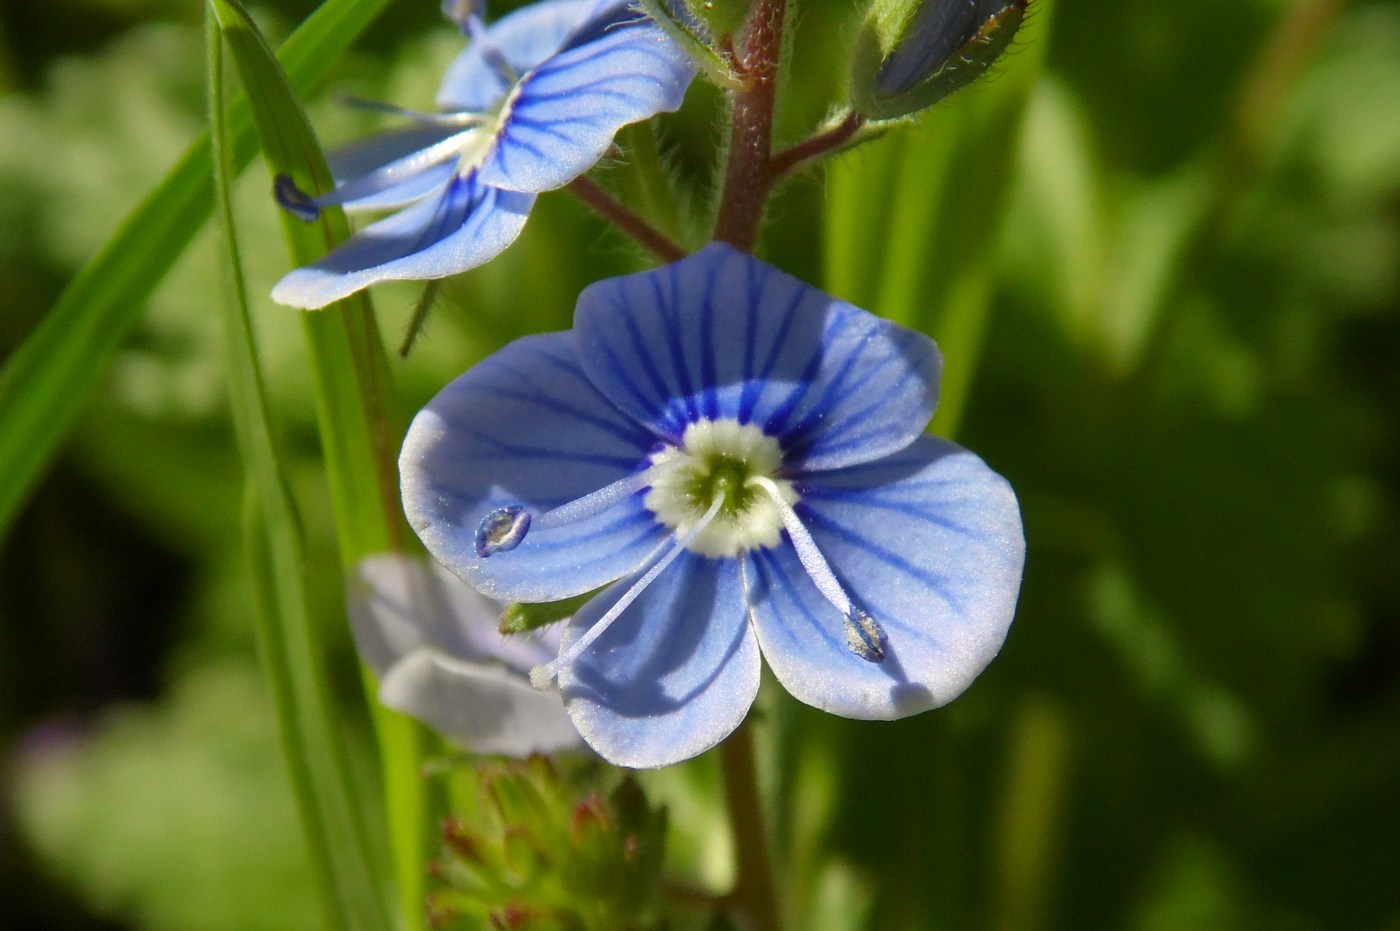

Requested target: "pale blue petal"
[
  {"left": 559, "top": 553, "right": 760, "bottom": 768},
  {"left": 747, "top": 435, "right": 1024, "bottom": 718},
  {"left": 348, "top": 554, "right": 560, "bottom": 677},
  {"left": 270, "top": 172, "right": 534, "bottom": 309},
  {"left": 401, "top": 331, "right": 669, "bottom": 603},
  {"left": 476, "top": 8, "right": 696, "bottom": 193},
  {"left": 437, "top": 0, "right": 594, "bottom": 111},
  {"left": 575, "top": 243, "right": 941, "bottom": 467},
  {"left": 379, "top": 650, "right": 583, "bottom": 756}
]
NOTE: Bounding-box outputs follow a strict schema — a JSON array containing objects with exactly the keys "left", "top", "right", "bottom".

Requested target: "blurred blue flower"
[
  {"left": 348, "top": 553, "right": 583, "bottom": 756},
  {"left": 400, "top": 244, "right": 1025, "bottom": 768},
  {"left": 272, "top": 0, "right": 696, "bottom": 308}
]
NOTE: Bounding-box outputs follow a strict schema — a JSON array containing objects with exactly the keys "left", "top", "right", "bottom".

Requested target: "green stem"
[{"left": 719, "top": 725, "right": 784, "bottom": 931}]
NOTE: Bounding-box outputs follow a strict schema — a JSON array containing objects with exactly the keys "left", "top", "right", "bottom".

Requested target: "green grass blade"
[
  {"left": 207, "top": 2, "right": 430, "bottom": 926},
  {"left": 208, "top": 12, "right": 392, "bottom": 929},
  {"left": 0, "top": 0, "right": 397, "bottom": 541}
]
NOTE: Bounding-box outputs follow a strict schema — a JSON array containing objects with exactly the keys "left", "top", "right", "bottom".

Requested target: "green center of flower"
[{"left": 644, "top": 419, "right": 797, "bottom": 558}]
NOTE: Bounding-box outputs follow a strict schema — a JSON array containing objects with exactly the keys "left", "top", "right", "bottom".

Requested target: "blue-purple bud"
[{"left": 852, "top": 0, "right": 1028, "bottom": 121}]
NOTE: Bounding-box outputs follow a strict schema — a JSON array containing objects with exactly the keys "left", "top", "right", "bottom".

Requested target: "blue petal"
[
  {"left": 401, "top": 331, "right": 669, "bottom": 603},
  {"left": 559, "top": 553, "right": 760, "bottom": 768},
  {"left": 476, "top": 8, "right": 696, "bottom": 193},
  {"left": 270, "top": 171, "right": 534, "bottom": 309},
  {"left": 747, "top": 435, "right": 1024, "bottom": 718},
  {"left": 575, "top": 243, "right": 941, "bottom": 467},
  {"left": 348, "top": 554, "right": 560, "bottom": 677},
  {"left": 437, "top": 0, "right": 595, "bottom": 111},
  {"left": 379, "top": 650, "right": 583, "bottom": 756}
]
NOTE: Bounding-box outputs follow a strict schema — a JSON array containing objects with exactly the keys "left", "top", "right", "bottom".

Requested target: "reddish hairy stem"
[
  {"left": 567, "top": 176, "right": 687, "bottom": 263},
  {"left": 712, "top": 0, "right": 788, "bottom": 251},
  {"left": 769, "top": 111, "right": 865, "bottom": 180}
]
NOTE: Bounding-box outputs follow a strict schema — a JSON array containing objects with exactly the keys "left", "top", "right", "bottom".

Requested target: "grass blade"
[{"left": 209, "top": 12, "right": 391, "bottom": 929}]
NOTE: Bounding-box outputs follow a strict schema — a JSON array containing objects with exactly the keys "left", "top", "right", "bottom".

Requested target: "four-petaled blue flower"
[
  {"left": 348, "top": 553, "right": 583, "bottom": 756},
  {"left": 400, "top": 244, "right": 1026, "bottom": 768},
  {"left": 272, "top": 0, "right": 696, "bottom": 309}
]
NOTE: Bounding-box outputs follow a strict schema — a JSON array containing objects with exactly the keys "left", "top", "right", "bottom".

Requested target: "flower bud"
[{"left": 852, "top": 0, "right": 1028, "bottom": 121}]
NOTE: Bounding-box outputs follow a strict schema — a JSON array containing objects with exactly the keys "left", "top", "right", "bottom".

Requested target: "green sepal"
[
  {"left": 500, "top": 591, "right": 600, "bottom": 635},
  {"left": 636, "top": 0, "right": 739, "bottom": 88},
  {"left": 852, "top": 0, "right": 1028, "bottom": 122},
  {"left": 682, "top": 0, "right": 748, "bottom": 38}
]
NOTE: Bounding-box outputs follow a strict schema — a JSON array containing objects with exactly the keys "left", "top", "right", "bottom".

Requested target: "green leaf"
[
  {"left": 207, "top": 12, "right": 390, "bottom": 929},
  {"left": 500, "top": 591, "right": 600, "bottom": 636},
  {"left": 205, "top": 4, "right": 429, "bottom": 928},
  {"left": 0, "top": 0, "right": 398, "bottom": 542}
]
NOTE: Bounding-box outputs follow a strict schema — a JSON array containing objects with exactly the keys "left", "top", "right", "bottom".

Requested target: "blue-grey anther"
[
  {"left": 845, "top": 609, "right": 887, "bottom": 663},
  {"left": 475, "top": 505, "right": 530, "bottom": 558},
  {"left": 273, "top": 174, "right": 321, "bottom": 223}
]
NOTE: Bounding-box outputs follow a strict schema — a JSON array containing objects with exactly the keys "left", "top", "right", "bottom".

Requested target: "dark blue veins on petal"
[
  {"left": 798, "top": 506, "right": 965, "bottom": 621},
  {"left": 763, "top": 311, "right": 855, "bottom": 440},
  {"left": 779, "top": 327, "right": 880, "bottom": 454},
  {"left": 650, "top": 272, "right": 700, "bottom": 424},
  {"left": 749, "top": 548, "right": 850, "bottom": 655},
  {"left": 798, "top": 483, "right": 982, "bottom": 540},
  {"left": 607, "top": 300, "right": 688, "bottom": 442}
]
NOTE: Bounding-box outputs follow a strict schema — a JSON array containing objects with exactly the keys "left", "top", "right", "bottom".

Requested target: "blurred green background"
[{"left": 1, "top": 0, "right": 1397, "bottom": 928}]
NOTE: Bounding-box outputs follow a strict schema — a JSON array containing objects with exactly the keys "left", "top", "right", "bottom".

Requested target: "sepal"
[{"left": 635, "top": 0, "right": 739, "bottom": 88}]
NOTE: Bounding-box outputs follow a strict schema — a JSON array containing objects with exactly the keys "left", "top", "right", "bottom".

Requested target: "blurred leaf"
[
  {"left": 0, "top": 0, "right": 400, "bottom": 543},
  {"left": 15, "top": 660, "right": 325, "bottom": 931}
]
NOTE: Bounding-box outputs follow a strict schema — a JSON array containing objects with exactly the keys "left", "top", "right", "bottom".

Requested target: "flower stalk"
[
  {"left": 720, "top": 725, "right": 784, "bottom": 931},
  {"left": 568, "top": 176, "right": 687, "bottom": 262}
]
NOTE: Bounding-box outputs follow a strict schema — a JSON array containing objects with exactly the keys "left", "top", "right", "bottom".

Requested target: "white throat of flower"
[{"left": 475, "top": 418, "right": 888, "bottom": 689}]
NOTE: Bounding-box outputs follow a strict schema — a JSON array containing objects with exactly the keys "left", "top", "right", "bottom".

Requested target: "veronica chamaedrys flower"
[
  {"left": 271, "top": 0, "right": 696, "bottom": 309},
  {"left": 400, "top": 244, "right": 1025, "bottom": 768},
  {"left": 348, "top": 553, "right": 583, "bottom": 756}
]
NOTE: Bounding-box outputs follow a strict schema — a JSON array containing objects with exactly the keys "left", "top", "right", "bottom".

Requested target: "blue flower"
[
  {"left": 400, "top": 244, "right": 1025, "bottom": 768},
  {"left": 348, "top": 553, "right": 583, "bottom": 756},
  {"left": 272, "top": 0, "right": 696, "bottom": 309}
]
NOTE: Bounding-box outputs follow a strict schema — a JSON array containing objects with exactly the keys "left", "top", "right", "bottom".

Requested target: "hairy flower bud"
[{"left": 852, "top": 0, "right": 1028, "bottom": 121}]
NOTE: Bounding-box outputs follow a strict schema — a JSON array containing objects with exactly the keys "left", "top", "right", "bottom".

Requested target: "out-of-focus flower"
[
  {"left": 272, "top": 0, "right": 696, "bottom": 308},
  {"left": 348, "top": 553, "right": 583, "bottom": 756},
  {"left": 400, "top": 244, "right": 1025, "bottom": 768},
  {"left": 852, "top": 0, "right": 1028, "bottom": 121}
]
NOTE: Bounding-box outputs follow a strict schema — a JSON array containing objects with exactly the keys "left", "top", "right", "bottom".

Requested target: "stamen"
[
  {"left": 530, "top": 495, "right": 726, "bottom": 689},
  {"left": 476, "top": 505, "right": 529, "bottom": 557},
  {"left": 474, "top": 465, "right": 679, "bottom": 557},
  {"left": 273, "top": 123, "right": 482, "bottom": 223},
  {"left": 845, "top": 609, "right": 886, "bottom": 663},
  {"left": 316, "top": 127, "right": 483, "bottom": 209},
  {"left": 529, "top": 469, "right": 659, "bottom": 533},
  {"left": 334, "top": 94, "right": 490, "bottom": 128},
  {"left": 749, "top": 476, "right": 886, "bottom": 664}
]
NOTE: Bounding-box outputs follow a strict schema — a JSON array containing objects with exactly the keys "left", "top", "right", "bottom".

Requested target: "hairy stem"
[
  {"left": 720, "top": 724, "right": 784, "bottom": 931},
  {"left": 568, "top": 176, "right": 687, "bottom": 262},
  {"left": 770, "top": 111, "right": 865, "bottom": 180},
  {"left": 712, "top": 0, "right": 788, "bottom": 250}
]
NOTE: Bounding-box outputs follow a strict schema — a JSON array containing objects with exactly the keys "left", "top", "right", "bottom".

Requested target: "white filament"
[{"left": 530, "top": 495, "right": 725, "bottom": 689}]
